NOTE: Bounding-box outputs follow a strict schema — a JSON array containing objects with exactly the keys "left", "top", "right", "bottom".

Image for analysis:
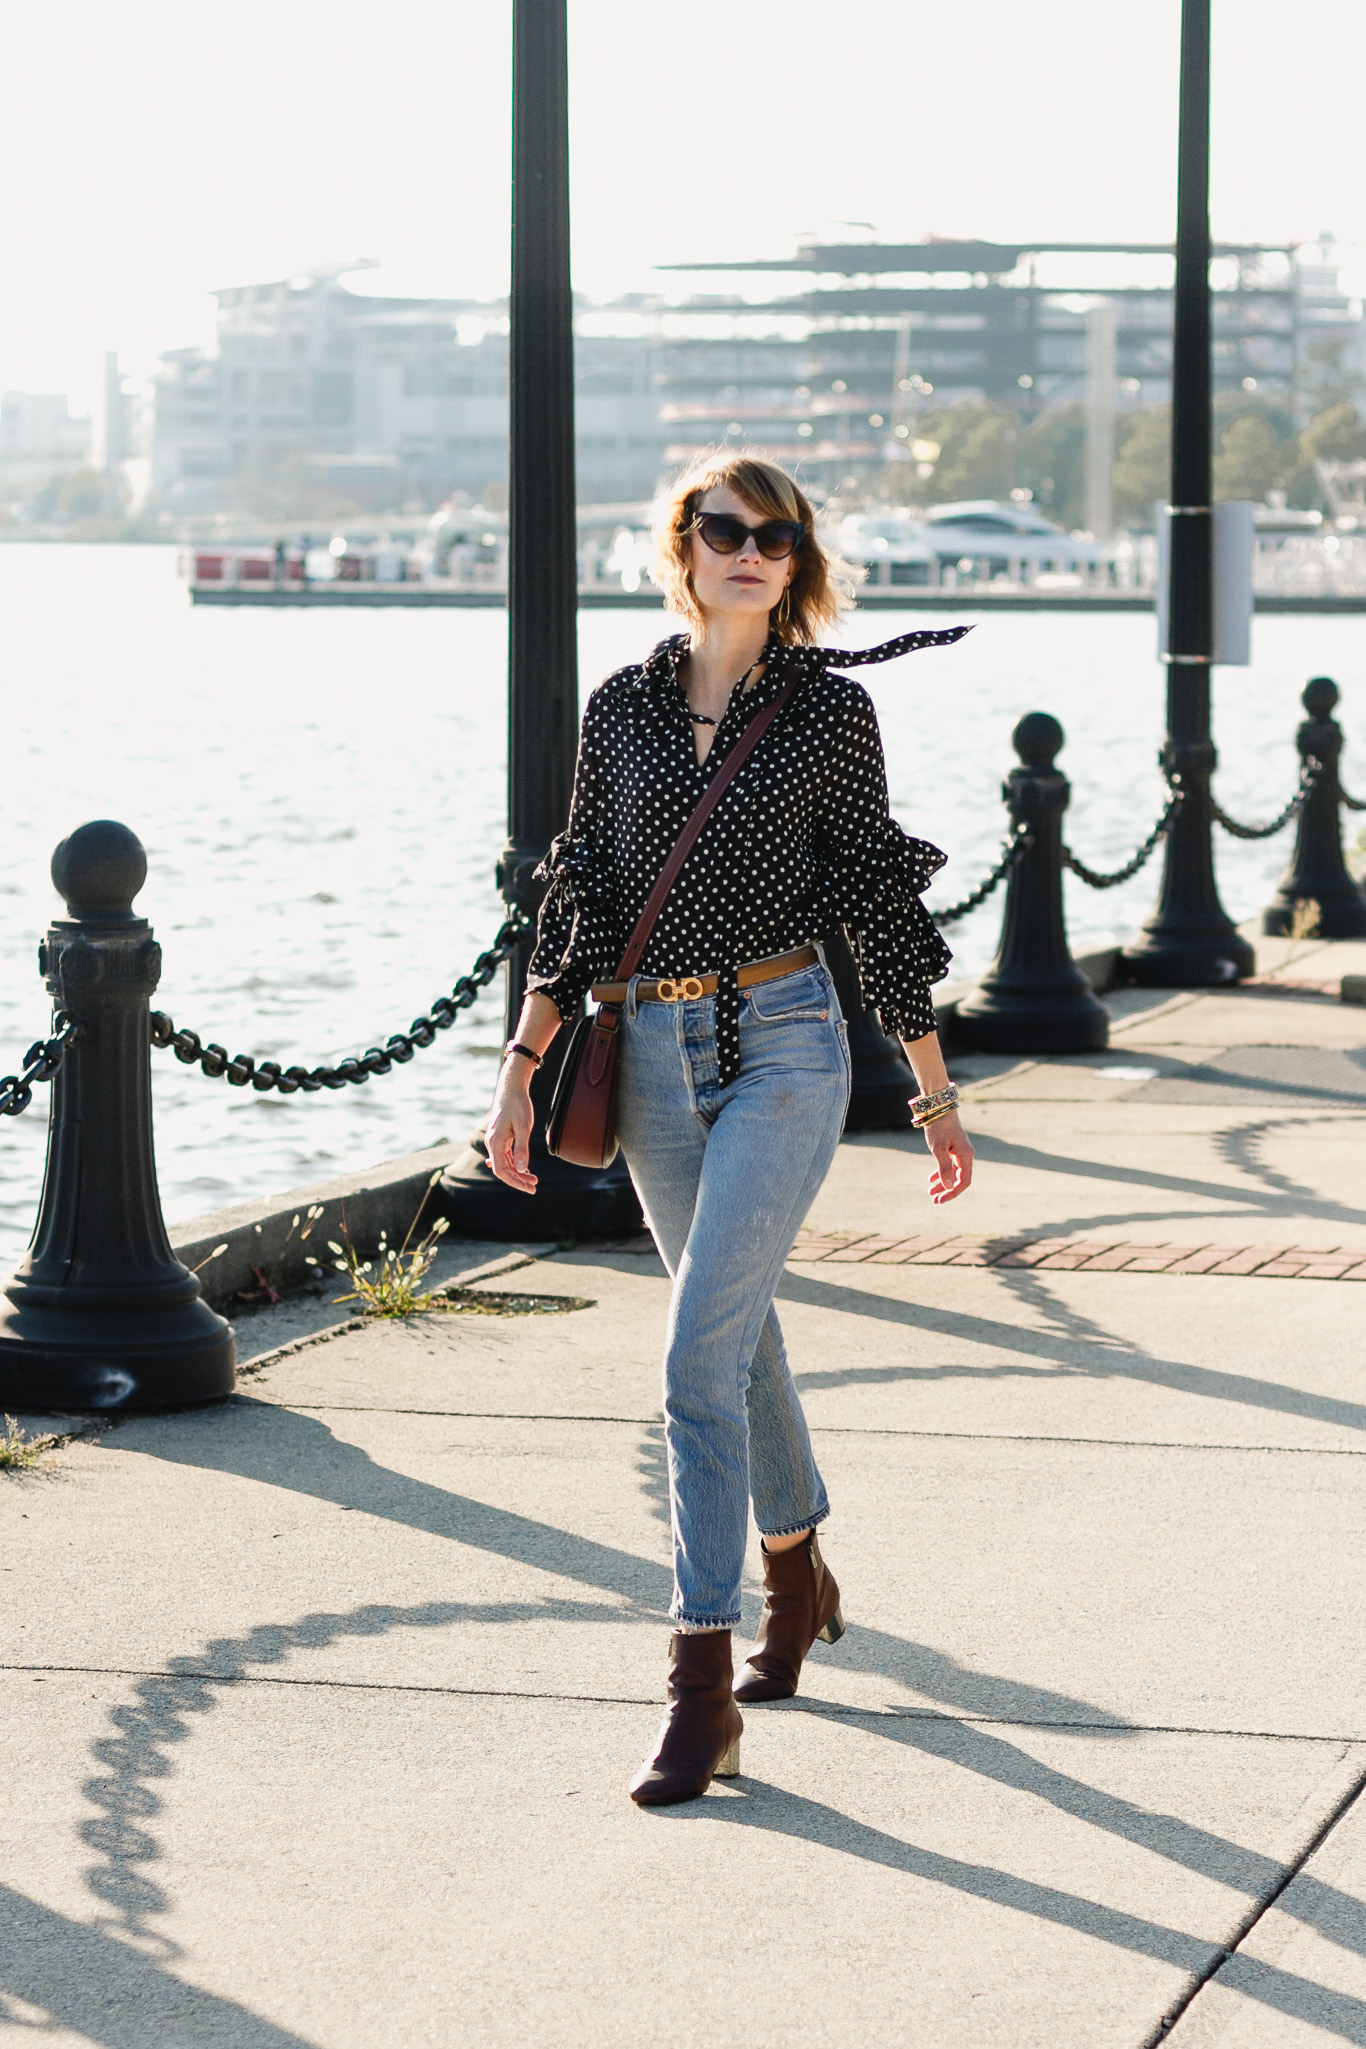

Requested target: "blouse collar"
[{"left": 640, "top": 623, "right": 974, "bottom": 732}]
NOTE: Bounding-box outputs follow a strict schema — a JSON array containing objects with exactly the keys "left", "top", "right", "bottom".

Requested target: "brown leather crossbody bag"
[{"left": 546, "top": 670, "right": 800, "bottom": 1169}]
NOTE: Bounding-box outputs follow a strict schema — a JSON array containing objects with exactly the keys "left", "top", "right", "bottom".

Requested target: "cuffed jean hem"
[
  {"left": 670, "top": 1614, "right": 740, "bottom": 1634},
  {"left": 758, "top": 1503, "right": 831, "bottom": 1542}
]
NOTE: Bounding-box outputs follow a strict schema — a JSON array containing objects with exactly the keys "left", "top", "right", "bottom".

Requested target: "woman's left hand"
[{"left": 922, "top": 1109, "right": 973, "bottom": 1204}]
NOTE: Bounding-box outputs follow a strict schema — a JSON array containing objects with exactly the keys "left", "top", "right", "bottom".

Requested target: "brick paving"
[{"left": 787, "top": 1229, "right": 1366, "bottom": 1280}]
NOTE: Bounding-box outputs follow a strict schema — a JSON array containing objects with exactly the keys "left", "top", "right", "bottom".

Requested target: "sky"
[{"left": 3, "top": 0, "right": 1366, "bottom": 413}]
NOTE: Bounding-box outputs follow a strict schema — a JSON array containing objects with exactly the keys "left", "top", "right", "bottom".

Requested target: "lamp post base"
[
  {"left": 954, "top": 981, "right": 1109, "bottom": 1053},
  {"left": 1118, "top": 922, "right": 1254, "bottom": 987},
  {"left": 438, "top": 1135, "right": 642, "bottom": 1241},
  {"left": 0, "top": 1310, "right": 235, "bottom": 1413}
]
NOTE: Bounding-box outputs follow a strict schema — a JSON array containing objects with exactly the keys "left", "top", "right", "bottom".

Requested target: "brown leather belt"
[{"left": 591, "top": 944, "right": 819, "bottom": 1007}]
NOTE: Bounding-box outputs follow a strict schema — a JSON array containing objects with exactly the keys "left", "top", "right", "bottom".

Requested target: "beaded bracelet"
[{"left": 910, "top": 1082, "right": 959, "bottom": 1127}]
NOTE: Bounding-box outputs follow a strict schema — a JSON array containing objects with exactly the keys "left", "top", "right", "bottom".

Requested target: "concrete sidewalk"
[{"left": 4, "top": 933, "right": 1366, "bottom": 2045}]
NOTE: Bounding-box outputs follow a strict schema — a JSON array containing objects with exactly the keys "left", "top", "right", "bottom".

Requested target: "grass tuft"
[
  {"left": 326, "top": 1174, "right": 453, "bottom": 1318},
  {"left": 1289, "top": 897, "right": 1322, "bottom": 942},
  {"left": 0, "top": 1417, "right": 44, "bottom": 1470}
]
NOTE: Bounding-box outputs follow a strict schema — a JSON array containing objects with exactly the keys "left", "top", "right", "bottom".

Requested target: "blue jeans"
[{"left": 615, "top": 959, "right": 851, "bottom": 1630}]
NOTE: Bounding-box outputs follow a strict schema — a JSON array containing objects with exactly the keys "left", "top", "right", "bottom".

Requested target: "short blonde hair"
[{"left": 651, "top": 451, "right": 851, "bottom": 644}]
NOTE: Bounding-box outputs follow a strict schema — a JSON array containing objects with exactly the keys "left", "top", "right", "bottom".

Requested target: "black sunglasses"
[{"left": 690, "top": 512, "right": 806, "bottom": 560}]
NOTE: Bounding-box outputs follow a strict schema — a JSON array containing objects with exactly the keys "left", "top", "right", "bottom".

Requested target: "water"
[{"left": 1, "top": 542, "right": 1363, "bottom": 1269}]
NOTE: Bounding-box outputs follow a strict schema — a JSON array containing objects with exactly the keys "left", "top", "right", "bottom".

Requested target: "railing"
[{"left": 0, "top": 675, "right": 1362, "bottom": 1409}]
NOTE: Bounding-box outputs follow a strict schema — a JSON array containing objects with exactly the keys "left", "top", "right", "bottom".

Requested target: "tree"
[
  {"left": 1016, "top": 406, "right": 1086, "bottom": 531},
  {"left": 1214, "top": 389, "right": 1298, "bottom": 445},
  {"left": 1299, "top": 338, "right": 1366, "bottom": 418},
  {"left": 1299, "top": 402, "right": 1366, "bottom": 465},
  {"left": 1112, "top": 407, "right": 1170, "bottom": 528},
  {"left": 58, "top": 470, "right": 112, "bottom": 522},
  {"left": 1283, "top": 403, "right": 1366, "bottom": 509},
  {"left": 916, "top": 403, "right": 1019, "bottom": 504},
  {"left": 1213, "top": 413, "right": 1290, "bottom": 503}
]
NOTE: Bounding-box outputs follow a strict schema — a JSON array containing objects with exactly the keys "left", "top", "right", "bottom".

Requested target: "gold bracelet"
[{"left": 912, "top": 1102, "right": 955, "bottom": 1128}]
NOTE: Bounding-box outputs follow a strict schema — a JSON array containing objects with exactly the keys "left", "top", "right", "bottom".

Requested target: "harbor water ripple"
[{"left": 1, "top": 543, "right": 1361, "bottom": 1270}]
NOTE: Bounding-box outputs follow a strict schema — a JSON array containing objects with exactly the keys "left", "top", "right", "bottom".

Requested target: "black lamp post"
[
  {"left": 440, "top": 0, "right": 639, "bottom": 1237},
  {"left": 1120, "top": 0, "right": 1254, "bottom": 987}
]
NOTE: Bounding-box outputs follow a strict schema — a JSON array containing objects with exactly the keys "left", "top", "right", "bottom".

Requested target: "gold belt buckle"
[{"left": 657, "top": 976, "right": 705, "bottom": 1003}]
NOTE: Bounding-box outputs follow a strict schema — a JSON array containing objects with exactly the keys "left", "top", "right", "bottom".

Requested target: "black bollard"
[
  {"left": 1262, "top": 678, "right": 1366, "bottom": 939},
  {"left": 0, "top": 822, "right": 235, "bottom": 1411},
  {"left": 823, "top": 927, "right": 915, "bottom": 1129},
  {"left": 955, "top": 715, "right": 1110, "bottom": 1053}
]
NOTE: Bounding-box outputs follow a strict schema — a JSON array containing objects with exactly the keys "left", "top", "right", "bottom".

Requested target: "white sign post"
[{"left": 1156, "top": 500, "right": 1255, "bottom": 665}]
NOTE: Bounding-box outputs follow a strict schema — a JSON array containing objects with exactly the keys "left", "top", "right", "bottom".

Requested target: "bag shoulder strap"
[{"left": 611, "top": 669, "right": 800, "bottom": 983}]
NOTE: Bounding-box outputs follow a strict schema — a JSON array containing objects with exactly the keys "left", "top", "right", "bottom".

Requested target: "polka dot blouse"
[{"left": 528, "top": 626, "right": 971, "bottom": 1086}]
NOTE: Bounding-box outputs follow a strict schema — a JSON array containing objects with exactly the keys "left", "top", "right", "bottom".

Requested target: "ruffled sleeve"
[
  {"left": 525, "top": 692, "right": 624, "bottom": 1018},
  {"left": 813, "top": 684, "right": 952, "bottom": 1042}
]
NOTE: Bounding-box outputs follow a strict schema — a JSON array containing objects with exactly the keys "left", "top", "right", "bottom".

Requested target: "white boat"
[
  {"left": 919, "top": 502, "right": 1115, "bottom": 583},
  {"left": 832, "top": 501, "right": 1117, "bottom": 590}
]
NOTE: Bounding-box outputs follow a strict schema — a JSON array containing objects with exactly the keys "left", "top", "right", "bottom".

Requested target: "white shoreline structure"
[{"left": 179, "top": 495, "right": 1366, "bottom": 602}]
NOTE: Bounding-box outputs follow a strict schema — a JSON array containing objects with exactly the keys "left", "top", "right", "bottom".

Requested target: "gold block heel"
[
  {"left": 715, "top": 1738, "right": 741, "bottom": 1778},
  {"left": 817, "top": 1605, "right": 846, "bottom": 1646}
]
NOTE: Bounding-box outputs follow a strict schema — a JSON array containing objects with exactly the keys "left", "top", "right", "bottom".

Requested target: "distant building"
[
  {"left": 651, "top": 237, "right": 1338, "bottom": 485},
  {"left": 147, "top": 242, "right": 1365, "bottom": 518},
  {"left": 92, "top": 352, "right": 131, "bottom": 473},
  {"left": 0, "top": 391, "right": 90, "bottom": 473},
  {"left": 149, "top": 265, "right": 663, "bottom": 512}
]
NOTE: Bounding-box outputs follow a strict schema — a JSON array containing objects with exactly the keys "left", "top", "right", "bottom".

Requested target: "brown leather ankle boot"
[
  {"left": 733, "top": 1532, "right": 844, "bottom": 1703},
  {"left": 628, "top": 1631, "right": 743, "bottom": 1807}
]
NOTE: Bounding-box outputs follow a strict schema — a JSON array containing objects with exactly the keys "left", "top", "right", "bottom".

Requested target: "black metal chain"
[
  {"left": 931, "top": 826, "right": 1035, "bottom": 927},
  {"left": 1062, "top": 783, "right": 1186, "bottom": 890},
  {"left": 150, "top": 915, "right": 529, "bottom": 1095},
  {"left": 1211, "top": 758, "right": 1321, "bottom": 841},
  {"left": 0, "top": 1013, "right": 83, "bottom": 1118}
]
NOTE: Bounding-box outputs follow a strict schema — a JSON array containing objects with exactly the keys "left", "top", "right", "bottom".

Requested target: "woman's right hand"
[
  {"left": 486, "top": 1067, "right": 538, "bottom": 1193},
  {"left": 485, "top": 993, "right": 562, "bottom": 1192}
]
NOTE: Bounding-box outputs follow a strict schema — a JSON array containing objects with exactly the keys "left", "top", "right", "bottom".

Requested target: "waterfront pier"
[{"left": 4, "top": 921, "right": 1366, "bottom": 2042}]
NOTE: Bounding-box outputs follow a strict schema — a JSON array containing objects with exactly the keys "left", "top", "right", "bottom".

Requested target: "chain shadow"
[
  {"left": 668, "top": 1782, "right": 1366, "bottom": 2043},
  {"left": 81, "top": 1594, "right": 634, "bottom": 1956},
  {"left": 968, "top": 1129, "right": 1366, "bottom": 1234},
  {"left": 124, "top": 1403, "right": 1128, "bottom": 1725},
  {"left": 1215, "top": 1112, "right": 1366, "bottom": 1207},
  {"left": 0, "top": 1880, "right": 323, "bottom": 2048},
  {"left": 777, "top": 1269, "right": 1366, "bottom": 1436},
  {"left": 102, "top": 1415, "right": 1366, "bottom": 2032}
]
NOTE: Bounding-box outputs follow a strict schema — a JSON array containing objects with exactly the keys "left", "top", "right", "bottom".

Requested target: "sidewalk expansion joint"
[
  {"left": 3, "top": 1664, "right": 1363, "bottom": 1747},
  {"left": 250, "top": 1406, "right": 1366, "bottom": 1460},
  {"left": 271, "top": 1404, "right": 660, "bottom": 1423},
  {"left": 1140, "top": 1759, "right": 1366, "bottom": 2045},
  {"left": 808, "top": 1426, "right": 1366, "bottom": 1458}
]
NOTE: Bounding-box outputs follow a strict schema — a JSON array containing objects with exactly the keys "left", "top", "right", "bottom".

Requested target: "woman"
[{"left": 485, "top": 453, "right": 973, "bottom": 1806}]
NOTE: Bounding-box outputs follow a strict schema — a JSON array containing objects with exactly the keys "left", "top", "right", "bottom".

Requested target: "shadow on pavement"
[
  {"left": 130, "top": 1402, "right": 1135, "bottom": 1724},
  {"left": 0, "top": 1879, "right": 322, "bottom": 2048},
  {"left": 673, "top": 1781, "right": 1366, "bottom": 2044},
  {"left": 81, "top": 1596, "right": 634, "bottom": 1951},
  {"left": 778, "top": 1268, "right": 1366, "bottom": 1438},
  {"left": 967, "top": 1123, "right": 1366, "bottom": 1236},
  {"left": 79, "top": 1417, "right": 1366, "bottom": 2043}
]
